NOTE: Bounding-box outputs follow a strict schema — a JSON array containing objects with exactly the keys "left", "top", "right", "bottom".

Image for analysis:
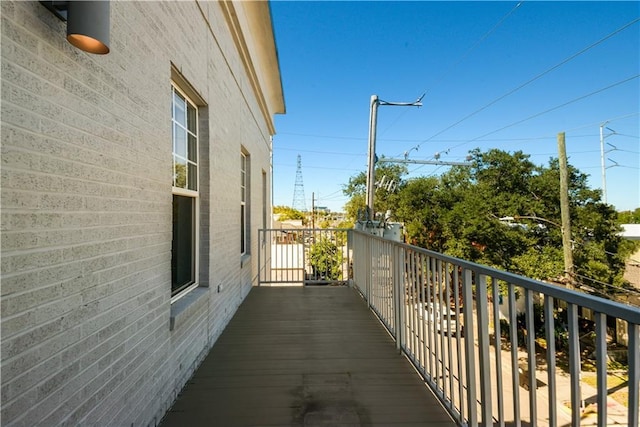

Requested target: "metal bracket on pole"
[{"left": 377, "top": 158, "right": 472, "bottom": 167}]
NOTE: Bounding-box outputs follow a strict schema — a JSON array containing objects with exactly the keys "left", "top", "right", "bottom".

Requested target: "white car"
[{"left": 414, "top": 302, "right": 460, "bottom": 335}]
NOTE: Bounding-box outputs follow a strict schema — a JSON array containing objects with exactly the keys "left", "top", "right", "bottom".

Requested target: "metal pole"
[
  {"left": 558, "top": 132, "right": 574, "bottom": 288},
  {"left": 366, "top": 95, "right": 379, "bottom": 221},
  {"left": 365, "top": 94, "right": 423, "bottom": 222},
  {"left": 311, "top": 191, "right": 315, "bottom": 230},
  {"left": 600, "top": 123, "right": 607, "bottom": 204}
]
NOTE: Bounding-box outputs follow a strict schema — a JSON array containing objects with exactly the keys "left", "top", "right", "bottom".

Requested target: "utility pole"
[
  {"left": 311, "top": 191, "right": 315, "bottom": 230},
  {"left": 365, "top": 94, "right": 423, "bottom": 220},
  {"left": 365, "top": 95, "right": 380, "bottom": 221},
  {"left": 600, "top": 123, "right": 607, "bottom": 204},
  {"left": 599, "top": 123, "right": 616, "bottom": 204},
  {"left": 557, "top": 132, "right": 574, "bottom": 288}
]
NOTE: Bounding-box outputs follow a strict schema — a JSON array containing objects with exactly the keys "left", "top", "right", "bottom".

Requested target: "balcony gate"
[{"left": 258, "top": 228, "right": 352, "bottom": 286}]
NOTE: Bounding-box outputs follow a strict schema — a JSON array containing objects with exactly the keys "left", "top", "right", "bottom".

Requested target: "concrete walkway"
[{"left": 159, "top": 286, "right": 456, "bottom": 427}]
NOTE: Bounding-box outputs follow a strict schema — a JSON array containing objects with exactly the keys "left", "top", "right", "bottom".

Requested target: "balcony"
[{"left": 161, "top": 229, "right": 640, "bottom": 427}]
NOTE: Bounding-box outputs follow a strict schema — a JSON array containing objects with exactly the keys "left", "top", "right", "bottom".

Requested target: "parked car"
[{"left": 414, "top": 302, "right": 462, "bottom": 335}]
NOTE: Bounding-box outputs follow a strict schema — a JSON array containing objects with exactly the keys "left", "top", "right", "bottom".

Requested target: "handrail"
[{"left": 350, "top": 229, "right": 640, "bottom": 427}]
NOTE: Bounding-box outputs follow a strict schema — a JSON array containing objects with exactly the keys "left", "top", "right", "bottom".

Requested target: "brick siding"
[{"left": 1, "top": 2, "right": 276, "bottom": 425}]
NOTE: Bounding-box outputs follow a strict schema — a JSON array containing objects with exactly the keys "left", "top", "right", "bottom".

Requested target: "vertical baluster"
[
  {"left": 492, "top": 278, "right": 504, "bottom": 427},
  {"left": 628, "top": 322, "right": 639, "bottom": 427},
  {"left": 445, "top": 262, "right": 454, "bottom": 406},
  {"left": 437, "top": 259, "right": 445, "bottom": 394},
  {"left": 524, "top": 289, "right": 537, "bottom": 426},
  {"left": 544, "top": 296, "right": 557, "bottom": 427},
  {"left": 508, "top": 284, "right": 520, "bottom": 427},
  {"left": 462, "top": 268, "right": 477, "bottom": 427},
  {"left": 595, "top": 312, "right": 607, "bottom": 427},
  {"left": 568, "top": 303, "right": 581, "bottom": 427},
  {"left": 476, "top": 273, "right": 492, "bottom": 427},
  {"left": 453, "top": 265, "right": 464, "bottom": 423},
  {"left": 429, "top": 257, "right": 436, "bottom": 384}
]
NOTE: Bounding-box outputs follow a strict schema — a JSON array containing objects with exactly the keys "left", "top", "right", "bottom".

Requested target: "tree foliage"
[
  {"left": 618, "top": 208, "right": 640, "bottom": 224},
  {"left": 309, "top": 237, "right": 343, "bottom": 280},
  {"left": 344, "top": 148, "right": 631, "bottom": 292},
  {"left": 273, "top": 205, "right": 305, "bottom": 220},
  {"left": 342, "top": 160, "right": 408, "bottom": 221}
]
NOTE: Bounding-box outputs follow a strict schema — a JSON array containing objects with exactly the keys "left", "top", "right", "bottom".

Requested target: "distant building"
[
  {"left": 620, "top": 223, "right": 640, "bottom": 240},
  {"left": 1, "top": 1, "right": 284, "bottom": 426}
]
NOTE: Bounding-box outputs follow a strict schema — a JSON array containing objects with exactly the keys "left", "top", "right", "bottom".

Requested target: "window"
[
  {"left": 240, "top": 151, "right": 249, "bottom": 255},
  {"left": 172, "top": 85, "right": 198, "bottom": 296},
  {"left": 262, "top": 170, "right": 267, "bottom": 230}
]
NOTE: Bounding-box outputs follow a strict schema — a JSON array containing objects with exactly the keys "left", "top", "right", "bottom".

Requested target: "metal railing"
[
  {"left": 258, "top": 228, "right": 351, "bottom": 286},
  {"left": 351, "top": 230, "right": 640, "bottom": 427}
]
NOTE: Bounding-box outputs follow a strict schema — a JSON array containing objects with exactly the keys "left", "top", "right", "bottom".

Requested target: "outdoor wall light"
[{"left": 41, "top": 1, "right": 110, "bottom": 54}]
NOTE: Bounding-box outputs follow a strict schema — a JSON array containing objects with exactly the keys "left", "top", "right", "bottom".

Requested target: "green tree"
[
  {"left": 345, "top": 148, "right": 631, "bottom": 293},
  {"left": 309, "top": 237, "right": 343, "bottom": 280},
  {"left": 394, "top": 176, "right": 449, "bottom": 251},
  {"left": 273, "top": 205, "right": 304, "bottom": 220},
  {"left": 618, "top": 208, "right": 640, "bottom": 224},
  {"left": 342, "top": 160, "right": 407, "bottom": 221}
]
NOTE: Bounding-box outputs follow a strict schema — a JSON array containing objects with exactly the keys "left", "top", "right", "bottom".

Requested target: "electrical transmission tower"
[{"left": 292, "top": 154, "right": 307, "bottom": 212}]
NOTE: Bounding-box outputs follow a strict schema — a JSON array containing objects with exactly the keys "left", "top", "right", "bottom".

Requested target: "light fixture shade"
[{"left": 66, "top": 1, "right": 110, "bottom": 54}]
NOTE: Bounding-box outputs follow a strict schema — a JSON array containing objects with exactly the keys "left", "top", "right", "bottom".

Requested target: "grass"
[{"left": 582, "top": 372, "right": 629, "bottom": 408}]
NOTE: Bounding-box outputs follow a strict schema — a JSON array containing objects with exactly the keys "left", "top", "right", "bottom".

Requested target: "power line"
[
  {"left": 431, "top": 1, "right": 525, "bottom": 89},
  {"left": 410, "top": 17, "right": 640, "bottom": 152},
  {"left": 277, "top": 132, "right": 365, "bottom": 141},
  {"left": 276, "top": 146, "right": 364, "bottom": 157},
  {"left": 561, "top": 111, "right": 640, "bottom": 133},
  {"left": 276, "top": 126, "right": 634, "bottom": 145},
  {"left": 573, "top": 269, "right": 640, "bottom": 296},
  {"left": 615, "top": 133, "right": 640, "bottom": 139},
  {"left": 405, "top": 77, "right": 639, "bottom": 175},
  {"left": 470, "top": 74, "right": 640, "bottom": 142},
  {"left": 274, "top": 163, "right": 362, "bottom": 172},
  {"left": 382, "top": 1, "right": 525, "bottom": 140}
]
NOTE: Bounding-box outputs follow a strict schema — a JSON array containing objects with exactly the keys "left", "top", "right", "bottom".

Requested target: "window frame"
[
  {"left": 171, "top": 83, "right": 200, "bottom": 301},
  {"left": 240, "top": 151, "right": 248, "bottom": 256}
]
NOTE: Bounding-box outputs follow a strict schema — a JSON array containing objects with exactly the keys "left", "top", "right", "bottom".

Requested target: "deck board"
[{"left": 160, "top": 286, "right": 456, "bottom": 427}]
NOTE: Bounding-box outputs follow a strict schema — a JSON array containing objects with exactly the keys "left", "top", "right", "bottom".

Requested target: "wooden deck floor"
[{"left": 160, "top": 286, "right": 456, "bottom": 427}]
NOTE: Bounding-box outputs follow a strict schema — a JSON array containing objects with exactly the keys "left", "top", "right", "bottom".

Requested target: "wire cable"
[
  {"left": 406, "top": 76, "right": 638, "bottom": 175},
  {"left": 381, "top": 1, "right": 525, "bottom": 142},
  {"left": 470, "top": 74, "right": 640, "bottom": 142},
  {"left": 411, "top": 17, "right": 640, "bottom": 151}
]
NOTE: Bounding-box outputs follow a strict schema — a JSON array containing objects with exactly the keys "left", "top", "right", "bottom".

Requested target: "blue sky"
[{"left": 270, "top": 1, "right": 639, "bottom": 213}]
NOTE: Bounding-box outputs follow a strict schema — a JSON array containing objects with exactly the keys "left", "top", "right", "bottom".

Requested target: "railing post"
[
  {"left": 508, "top": 284, "right": 521, "bottom": 426},
  {"left": 524, "top": 289, "right": 537, "bottom": 423},
  {"left": 491, "top": 277, "right": 504, "bottom": 427},
  {"left": 366, "top": 235, "right": 372, "bottom": 307},
  {"left": 462, "top": 268, "right": 477, "bottom": 427},
  {"left": 347, "top": 229, "right": 352, "bottom": 287},
  {"left": 628, "top": 322, "right": 639, "bottom": 427},
  {"left": 568, "top": 303, "right": 582, "bottom": 426},
  {"left": 595, "top": 311, "right": 607, "bottom": 427},
  {"left": 476, "top": 274, "right": 492, "bottom": 427},
  {"left": 393, "top": 244, "right": 404, "bottom": 351},
  {"left": 544, "top": 296, "right": 557, "bottom": 427}
]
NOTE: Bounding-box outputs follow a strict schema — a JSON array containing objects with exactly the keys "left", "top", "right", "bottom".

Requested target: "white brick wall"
[{"left": 1, "top": 1, "right": 279, "bottom": 425}]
